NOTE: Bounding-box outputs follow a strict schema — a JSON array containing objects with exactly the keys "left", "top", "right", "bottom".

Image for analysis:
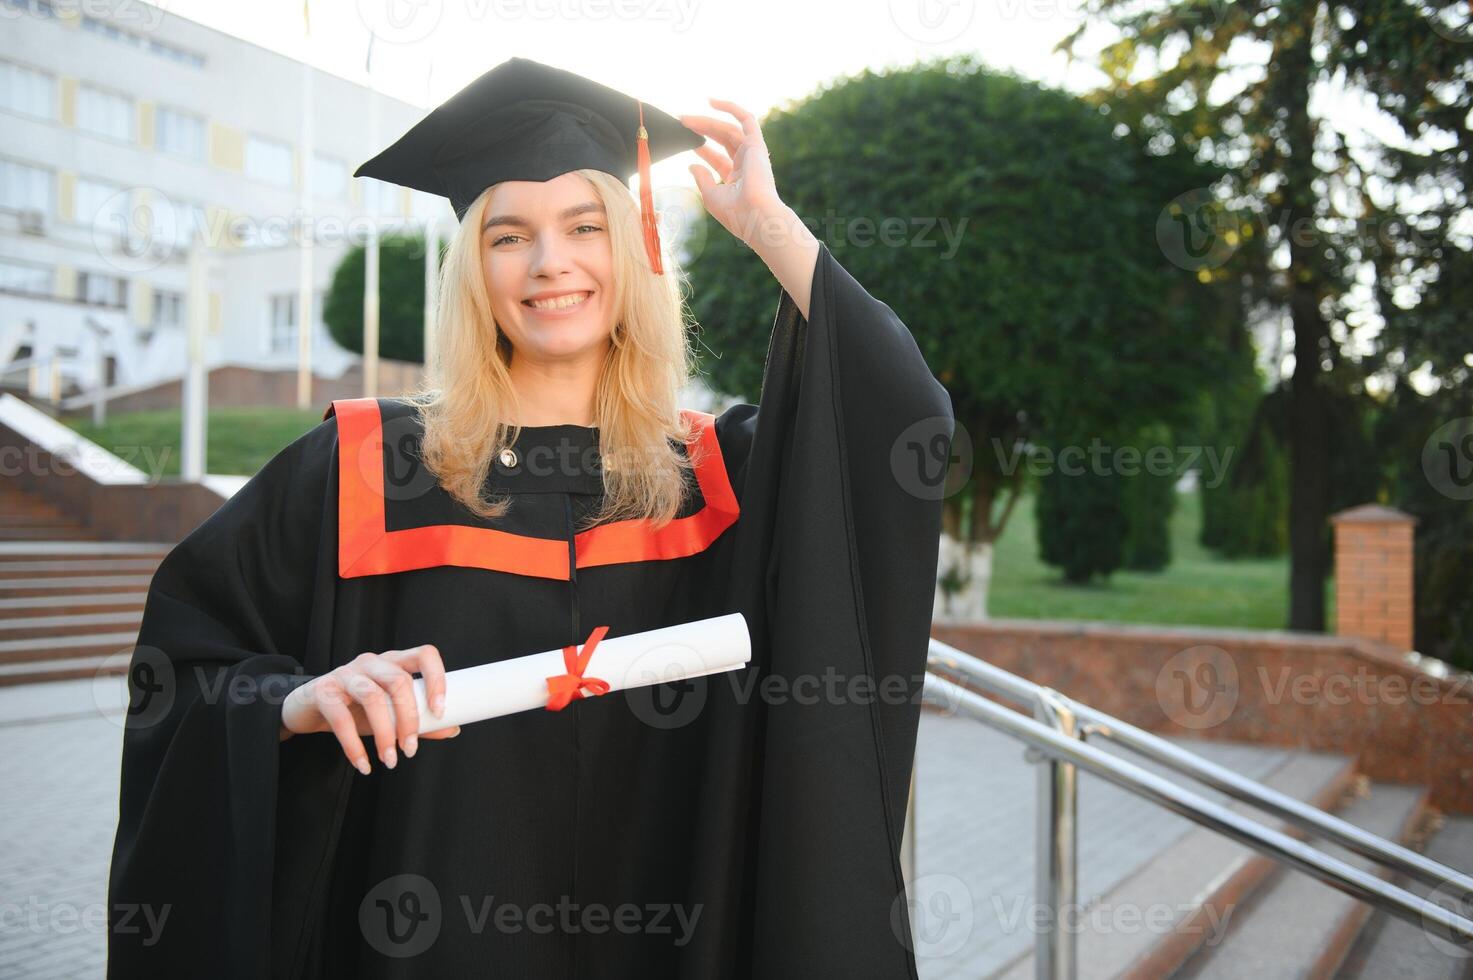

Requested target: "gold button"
[{"left": 498, "top": 447, "right": 518, "bottom": 468}]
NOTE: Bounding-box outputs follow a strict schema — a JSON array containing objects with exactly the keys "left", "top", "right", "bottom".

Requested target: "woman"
[{"left": 107, "top": 58, "right": 953, "bottom": 979}]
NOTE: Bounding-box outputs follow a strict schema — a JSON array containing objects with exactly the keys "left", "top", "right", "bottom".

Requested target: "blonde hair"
[{"left": 406, "top": 169, "right": 699, "bottom": 530}]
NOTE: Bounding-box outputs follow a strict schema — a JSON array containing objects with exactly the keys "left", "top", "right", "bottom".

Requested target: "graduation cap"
[{"left": 353, "top": 57, "right": 703, "bottom": 275}]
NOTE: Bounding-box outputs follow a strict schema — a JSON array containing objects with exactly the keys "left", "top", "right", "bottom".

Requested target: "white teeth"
[{"left": 527, "top": 291, "right": 590, "bottom": 310}]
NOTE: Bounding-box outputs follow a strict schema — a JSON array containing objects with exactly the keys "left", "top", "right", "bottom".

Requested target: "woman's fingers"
[
  {"left": 706, "top": 98, "right": 764, "bottom": 146},
  {"left": 358, "top": 655, "right": 421, "bottom": 758},
  {"left": 315, "top": 677, "right": 373, "bottom": 775},
  {"left": 679, "top": 113, "right": 745, "bottom": 157},
  {"left": 693, "top": 144, "right": 733, "bottom": 183},
  {"left": 344, "top": 662, "right": 399, "bottom": 768},
  {"left": 420, "top": 725, "right": 462, "bottom": 740},
  {"left": 399, "top": 644, "right": 449, "bottom": 724}
]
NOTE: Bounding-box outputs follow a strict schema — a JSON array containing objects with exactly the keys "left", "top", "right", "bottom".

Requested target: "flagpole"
[
  {"left": 362, "top": 28, "right": 381, "bottom": 399},
  {"left": 296, "top": 0, "right": 315, "bottom": 409}
]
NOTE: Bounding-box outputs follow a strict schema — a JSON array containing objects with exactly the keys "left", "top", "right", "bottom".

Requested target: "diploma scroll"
[{"left": 407, "top": 612, "right": 750, "bottom": 734}]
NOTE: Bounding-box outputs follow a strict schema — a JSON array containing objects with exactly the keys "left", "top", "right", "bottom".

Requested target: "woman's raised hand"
[
  {"left": 279, "top": 644, "right": 460, "bottom": 774},
  {"left": 680, "top": 98, "right": 788, "bottom": 249}
]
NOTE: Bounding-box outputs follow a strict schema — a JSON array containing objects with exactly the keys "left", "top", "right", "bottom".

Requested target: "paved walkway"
[{"left": 0, "top": 677, "right": 1308, "bottom": 978}]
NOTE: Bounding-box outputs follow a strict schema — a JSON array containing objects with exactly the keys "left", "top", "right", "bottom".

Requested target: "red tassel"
[{"left": 636, "top": 101, "right": 664, "bottom": 275}]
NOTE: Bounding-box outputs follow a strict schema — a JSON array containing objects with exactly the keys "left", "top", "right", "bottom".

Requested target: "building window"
[
  {"left": 152, "top": 289, "right": 184, "bottom": 328},
  {"left": 0, "top": 257, "right": 53, "bottom": 296},
  {"left": 77, "top": 270, "right": 127, "bottom": 308},
  {"left": 80, "top": 15, "right": 205, "bottom": 68},
  {"left": 246, "top": 135, "right": 293, "bottom": 188},
  {"left": 77, "top": 84, "right": 135, "bottom": 142},
  {"left": 1, "top": 0, "right": 57, "bottom": 18},
  {"left": 155, "top": 106, "right": 206, "bottom": 160},
  {"left": 76, "top": 176, "right": 130, "bottom": 239},
  {"left": 0, "top": 60, "right": 56, "bottom": 120},
  {"left": 269, "top": 293, "right": 296, "bottom": 353},
  {"left": 312, "top": 154, "right": 347, "bottom": 199},
  {"left": 0, "top": 158, "right": 54, "bottom": 215}
]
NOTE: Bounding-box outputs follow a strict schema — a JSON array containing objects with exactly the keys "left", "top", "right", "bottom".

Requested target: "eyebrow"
[{"left": 483, "top": 201, "right": 606, "bottom": 233}]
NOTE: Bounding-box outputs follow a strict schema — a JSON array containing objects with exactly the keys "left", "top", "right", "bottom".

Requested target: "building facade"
[{"left": 0, "top": 0, "right": 446, "bottom": 402}]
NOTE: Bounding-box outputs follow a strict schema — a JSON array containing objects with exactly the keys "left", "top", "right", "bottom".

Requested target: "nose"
[{"left": 528, "top": 231, "right": 574, "bottom": 279}]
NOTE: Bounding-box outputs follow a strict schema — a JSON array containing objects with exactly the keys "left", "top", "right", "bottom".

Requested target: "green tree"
[
  {"left": 686, "top": 56, "right": 1234, "bottom": 614},
  {"left": 323, "top": 234, "right": 438, "bottom": 364},
  {"left": 1064, "top": 1, "right": 1472, "bottom": 635}
]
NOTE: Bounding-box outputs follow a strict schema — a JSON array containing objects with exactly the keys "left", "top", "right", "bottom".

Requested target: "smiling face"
[{"left": 481, "top": 172, "right": 616, "bottom": 371}]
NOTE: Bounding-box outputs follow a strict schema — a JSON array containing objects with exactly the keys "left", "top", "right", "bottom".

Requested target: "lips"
[{"left": 523, "top": 291, "right": 592, "bottom": 311}]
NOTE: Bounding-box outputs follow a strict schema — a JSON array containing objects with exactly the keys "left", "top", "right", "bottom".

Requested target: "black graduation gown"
[{"left": 106, "top": 240, "right": 954, "bottom": 979}]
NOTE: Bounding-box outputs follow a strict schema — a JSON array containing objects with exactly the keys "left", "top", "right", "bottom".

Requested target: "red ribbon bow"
[{"left": 545, "top": 624, "right": 612, "bottom": 711}]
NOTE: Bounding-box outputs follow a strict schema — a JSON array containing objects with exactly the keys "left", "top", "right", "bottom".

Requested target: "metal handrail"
[
  {"left": 915, "top": 640, "right": 1473, "bottom": 977},
  {"left": 928, "top": 641, "right": 1473, "bottom": 895}
]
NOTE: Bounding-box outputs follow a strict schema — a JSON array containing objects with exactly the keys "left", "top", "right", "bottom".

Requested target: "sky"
[{"left": 163, "top": 0, "right": 1112, "bottom": 186}]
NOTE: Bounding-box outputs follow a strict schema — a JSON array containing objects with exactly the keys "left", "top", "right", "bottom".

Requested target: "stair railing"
[{"left": 907, "top": 639, "right": 1473, "bottom": 979}]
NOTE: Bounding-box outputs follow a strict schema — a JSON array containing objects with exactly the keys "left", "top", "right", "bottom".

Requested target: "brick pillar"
[{"left": 1330, "top": 504, "right": 1417, "bottom": 651}]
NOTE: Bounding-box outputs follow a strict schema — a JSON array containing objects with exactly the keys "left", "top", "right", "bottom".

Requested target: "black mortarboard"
[{"left": 353, "top": 56, "right": 703, "bottom": 274}]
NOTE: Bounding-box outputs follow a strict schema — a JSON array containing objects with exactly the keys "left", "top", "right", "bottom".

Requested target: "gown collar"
[{"left": 488, "top": 423, "right": 605, "bottom": 496}]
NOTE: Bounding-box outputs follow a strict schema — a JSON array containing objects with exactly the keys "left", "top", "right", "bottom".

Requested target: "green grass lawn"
[
  {"left": 63, "top": 406, "right": 323, "bottom": 480},
  {"left": 64, "top": 407, "right": 1321, "bottom": 631},
  {"left": 987, "top": 486, "right": 1331, "bottom": 631}
]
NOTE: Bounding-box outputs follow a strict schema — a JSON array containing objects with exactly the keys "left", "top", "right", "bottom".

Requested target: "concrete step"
[
  {"left": 0, "top": 541, "right": 171, "bottom": 559},
  {"left": 0, "top": 514, "right": 87, "bottom": 527},
  {"left": 1338, "top": 814, "right": 1473, "bottom": 979},
  {"left": 0, "top": 575, "right": 156, "bottom": 596},
  {"left": 0, "top": 631, "right": 142, "bottom": 667},
  {"left": 0, "top": 610, "right": 144, "bottom": 638},
  {"left": 0, "top": 526, "right": 95, "bottom": 541},
  {"left": 992, "top": 747, "right": 1358, "bottom": 980},
  {"left": 0, "top": 558, "right": 163, "bottom": 578},
  {"left": 0, "top": 653, "right": 127, "bottom": 687},
  {"left": 1172, "top": 780, "right": 1429, "bottom": 979},
  {"left": 0, "top": 593, "right": 148, "bottom": 616}
]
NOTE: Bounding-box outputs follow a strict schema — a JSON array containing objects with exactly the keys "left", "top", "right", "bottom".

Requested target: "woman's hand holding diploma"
[{"left": 279, "top": 644, "right": 460, "bottom": 774}]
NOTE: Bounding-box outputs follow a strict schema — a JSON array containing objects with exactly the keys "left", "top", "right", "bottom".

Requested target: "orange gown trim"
[{"left": 326, "top": 397, "right": 740, "bottom": 580}]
